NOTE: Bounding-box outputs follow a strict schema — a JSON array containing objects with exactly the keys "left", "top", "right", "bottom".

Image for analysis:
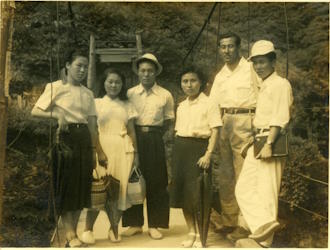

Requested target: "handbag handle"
[
  {"left": 94, "top": 168, "right": 101, "bottom": 180},
  {"left": 131, "top": 165, "right": 142, "bottom": 177}
]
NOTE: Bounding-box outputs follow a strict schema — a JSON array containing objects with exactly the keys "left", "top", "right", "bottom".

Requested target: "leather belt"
[
  {"left": 68, "top": 123, "right": 87, "bottom": 129},
  {"left": 136, "top": 125, "right": 162, "bottom": 133},
  {"left": 221, "top": 108, "right": 255, "bottom": 115}
]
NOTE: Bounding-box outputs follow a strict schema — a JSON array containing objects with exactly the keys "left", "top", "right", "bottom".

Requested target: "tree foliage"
[{"left": 4, "top": 2, "right": 329, "bottom": 247}]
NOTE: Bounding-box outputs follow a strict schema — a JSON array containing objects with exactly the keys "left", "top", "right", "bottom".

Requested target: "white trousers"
[{"left": 235, "top": 147, "right": 285, "bottom": 246}]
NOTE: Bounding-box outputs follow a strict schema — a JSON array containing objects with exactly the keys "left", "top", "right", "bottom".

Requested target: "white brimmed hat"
[
  {"left": 248, "top": 40, "right": 275, "bottom": 61},
  {"left": 132, "top": 53, "right": 163, "bottom": 76}
]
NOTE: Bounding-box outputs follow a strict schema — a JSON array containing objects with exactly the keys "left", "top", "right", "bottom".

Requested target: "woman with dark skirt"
[
  {"left": 170, "top": 67, "right": 222, "bottom": 248},
  {"left": 31, "top": 49, "right": 107, "bottom": 247}
]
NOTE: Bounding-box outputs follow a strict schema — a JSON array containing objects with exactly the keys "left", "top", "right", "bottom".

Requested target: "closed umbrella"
[
  {"left": 49, "top": 135, "right": 73, "bottom": 246},
  {"left": 104, "top": 175, "right": 121, "bottom": 239},
  {"left": 195, "top": 169, "right": 213, "bottom": 248}
]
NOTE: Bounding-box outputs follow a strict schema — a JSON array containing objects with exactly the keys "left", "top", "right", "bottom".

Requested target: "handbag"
[
  {"left": 90, "top": 169, "right": 107, "bottom": 210},
  {"left": 127, "top": 166, "right": 146, "bottom": 205},
  {"left": 254, "top": 133, "right": 289, "bottom": 158}
]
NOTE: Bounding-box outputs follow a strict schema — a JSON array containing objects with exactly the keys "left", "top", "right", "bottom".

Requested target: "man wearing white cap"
[
  {"left": 235, "top": 40, "right": 293, "bottom": 247},
  {"left": 209, "top": 32, "right": 258, "bottom": 241},
  {"left": 121, "top": 53, "right": 175, "bottom": 240}
]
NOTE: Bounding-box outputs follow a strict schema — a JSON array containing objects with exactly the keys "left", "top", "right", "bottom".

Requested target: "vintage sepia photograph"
[{"left": 0, "top": 1, "right": 328, "bottom": 248}]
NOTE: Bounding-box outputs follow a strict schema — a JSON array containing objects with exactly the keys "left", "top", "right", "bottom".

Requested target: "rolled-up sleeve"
[
  {"left": 87, "top": 92, "right": 97, "bottom": 117},
  {"left": 34, "top": 83, "right": 56, "bottom": 111},
  {"left": 208, "top": 101, "right": 223, "bottom": 128},
  {"left": 269, "top": 80, "right": 293, "bottom": 128},
  {"left": 164, "top": 92, "right": 175, "bottom": 120}
]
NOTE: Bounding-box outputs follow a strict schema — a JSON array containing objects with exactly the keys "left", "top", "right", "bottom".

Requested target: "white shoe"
[
  {"left": 192, "top": 234, "right": 203, "bottom": 248},
  {"left": 121, "top": 227, "right": 143, "bottom": 237},
  {"left": 148, "top": 228, "right": 163, "bottom": 240},
  {"left": 181, "top": 232, "right": 196, "bottom": 248},
  {"left": 81, "top": 230, "right": 95, "bottom": 244},
  {"left": 108, "top": 229, "right": 121, "bottom": 243}
]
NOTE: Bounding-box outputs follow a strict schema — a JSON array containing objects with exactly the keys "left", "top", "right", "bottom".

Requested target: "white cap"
[
  {"left": 248, "top": 40, "right": 275, "bottom": 61},
  {"left": 132, "top": 53, "right": 163, "bottom": 76}
]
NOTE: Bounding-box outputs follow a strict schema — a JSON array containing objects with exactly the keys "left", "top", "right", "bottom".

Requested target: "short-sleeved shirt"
[
  {"left": 34, "top": 80, "right": 96, "bottom": 124},
  {"left": 94, "top": 96, "right": 138, "bottom": 135},
  {"left": 127, "top": 83, "right": 175, "bottom": 126},
  {"left": 210, "top": 57, "right": 257, "bottom": 109},
  {"left": 253, "top": 72, "right": 293, "bottom": 129},
  {"left": 175, "top": 93, "right": 222, "bottom": 139}
]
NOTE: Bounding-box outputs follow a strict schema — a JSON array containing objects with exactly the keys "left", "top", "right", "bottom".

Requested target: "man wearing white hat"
[
  {"left": 121, "top": 53, "right": 175, "bottom": 240},
  {"left": 235, "top": 40, "right": 293, "bottom": 247},
  {"left": 209, "top": 32, "right": 258, "bottom": 241}
]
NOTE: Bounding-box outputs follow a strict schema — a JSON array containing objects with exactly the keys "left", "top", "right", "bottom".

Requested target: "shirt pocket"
[{"left": 236, "top": 86, "right": 251, "bottom": 101}]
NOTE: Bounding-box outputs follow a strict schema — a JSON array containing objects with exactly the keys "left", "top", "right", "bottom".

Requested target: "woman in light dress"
[{"left": 81, "top": 68, "right": 139, "bottom": 244}]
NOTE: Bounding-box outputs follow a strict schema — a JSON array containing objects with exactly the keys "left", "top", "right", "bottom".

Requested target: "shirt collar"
[
  {"left": 137, "top": 82, "right": 160, "bottom": 95},
  {"left": 186, "top": 92, "right": 206, "bottom": 105},
  {"left": 260, "top": 71, "right": 278, "bottom": 90},
  {"left": 224, "top": 56, "right": 247, "bottom": 74},
  {"left": 261, "top": 71, "right": 277, "bottom": 84}
]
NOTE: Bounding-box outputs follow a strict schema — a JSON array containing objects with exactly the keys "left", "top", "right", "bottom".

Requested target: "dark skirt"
[
  {"left": 54, "top": 124, "right": 93, "bottom": 214},
  {"left": 169, "top": 136, "right": 210, "bottom": 211}
]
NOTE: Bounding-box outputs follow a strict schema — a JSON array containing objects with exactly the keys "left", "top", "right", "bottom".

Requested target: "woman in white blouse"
[
  {"left": 31, "top": 49, "right": 107, "bottom": 247},
  {"left": 170, "top": 67, "right": 222, "bottom": 248}
]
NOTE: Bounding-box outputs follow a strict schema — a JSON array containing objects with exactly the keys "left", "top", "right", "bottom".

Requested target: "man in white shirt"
[
  {"left": 209, "top": 32, "right": 257, "bottom": 241},
  {"left": 121, "top": 53, "right": 175, "bottom": 240},
  {"left": 235, "top": 40, "right": 293, "bottom": 247}
]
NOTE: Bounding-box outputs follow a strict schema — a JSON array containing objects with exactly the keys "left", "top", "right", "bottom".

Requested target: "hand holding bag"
[
  {"left": 127, "top": 166, "right": 146, "bottom": 205},
  {"left": 90, "top": 169, "right": 107, "bottom": 210}
]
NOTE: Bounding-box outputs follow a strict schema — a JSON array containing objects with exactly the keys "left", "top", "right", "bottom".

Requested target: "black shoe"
[
  {"left": 226, "top": 227, "right": 250, "bottom": 242},
  {"left": 215, "top": 225, "right": 235, "bottom": 234}
]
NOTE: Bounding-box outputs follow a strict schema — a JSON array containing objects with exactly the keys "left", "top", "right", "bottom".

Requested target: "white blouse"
[
  {"left": 34, "top": 80, "right": 96, "bottom": 124},
  {"left": 175, "top": 93, "right": 222, "bottom": 138}
]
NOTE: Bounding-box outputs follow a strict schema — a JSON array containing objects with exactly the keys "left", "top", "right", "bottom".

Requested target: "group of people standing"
[{"left": 32, "top": 32, "right": 293, "bottom": 248}]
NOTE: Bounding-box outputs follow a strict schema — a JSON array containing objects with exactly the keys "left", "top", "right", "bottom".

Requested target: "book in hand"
[
  {"left": 240, "top": 137, "right": 254, "bottom": 159},
  {"left": 254, "top": 133, "right": 289, "bottom": 158}
]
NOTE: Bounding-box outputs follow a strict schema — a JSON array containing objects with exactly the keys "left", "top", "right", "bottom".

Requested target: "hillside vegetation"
[{"left": 2, "top": 2, "right": 328, "bottom": 247}]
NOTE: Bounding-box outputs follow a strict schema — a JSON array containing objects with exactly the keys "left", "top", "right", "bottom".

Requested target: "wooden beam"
[
  {"left": 87, "top": 33, "right": 96, "bottom": 94},
  {"left": 135, "top": 31, "right": 143, "bottom": 57},
  {"left": 0, "top": 0, "right": 15, "bottom": 226}
]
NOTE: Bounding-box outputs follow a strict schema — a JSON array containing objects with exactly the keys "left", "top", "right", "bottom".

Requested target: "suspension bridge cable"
[
  {"left": 296, "top": 173, "right": 328, "bottom": 186},
  {"left": 283, "top": 2, "right": 289, "bottom": 78},
  {"left": 247, "top": 3, "right": 250, "bottom": 57},
  {"left": 279, "top": 198, "right": 328, "bottom": 221},
  {"left": 215, "top": 3, "right": 221, "bottom": 65},
  {"left": 183, "top": 2, "right": 218, "bottom": 65}
]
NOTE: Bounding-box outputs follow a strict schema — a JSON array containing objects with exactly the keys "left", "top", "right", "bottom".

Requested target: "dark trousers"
[{"left": 122, "top": 129, "right": 169, "bottom": 228}]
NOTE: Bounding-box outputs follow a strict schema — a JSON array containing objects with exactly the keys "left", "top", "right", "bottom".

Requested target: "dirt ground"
[{"left": 51, "top": 208, "right": 234, "bottom": 248}]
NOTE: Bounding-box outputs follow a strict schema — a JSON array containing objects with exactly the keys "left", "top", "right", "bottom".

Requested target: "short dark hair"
[
  {"left": 219, "top": 32, "right": 241, "bottom": 46},
  {"left": 64, "top": 48, "right": 88, "bottom": 76},
  {"left": 137, "top": 58, "right": 158, "bottom": 71},
  {"left": 99, "top": 68, "right": 128, "bottom": 101},
  {"left": 180, "top": 66, "right": 207, "bottom": 93},
  {"left": 265, "top": 52, "right": 277, "bottom": 61},
  {"left": 65, "top": 48, "right": 88, "bottom": 65}
]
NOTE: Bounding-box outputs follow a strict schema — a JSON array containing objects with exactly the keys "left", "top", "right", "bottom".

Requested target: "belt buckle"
[{"left": 140, "top": 127, "right": 149, "bottom": 133}]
